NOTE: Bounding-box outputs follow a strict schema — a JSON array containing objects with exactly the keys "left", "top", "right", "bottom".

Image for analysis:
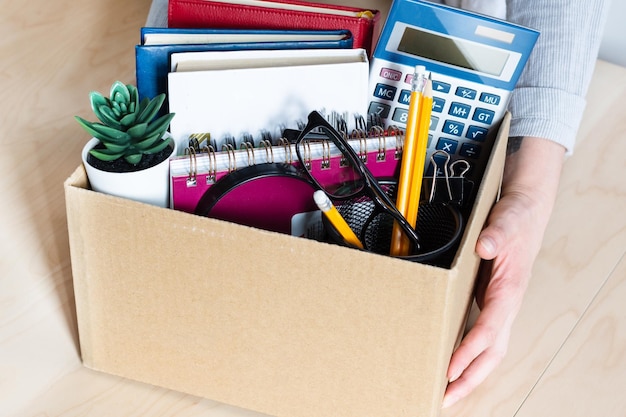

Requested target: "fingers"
[
  {"left": 443, "top": 343, "right": 506, "bottom": 408},
  {"left": 443, "top": 305, "right": 511, "bottom": 408},
  {"left": 444, "top": 139, "right": 564, "bottom": 408},
  {"left": 446, "top": 302, "right": 509, "bottom": 382}
]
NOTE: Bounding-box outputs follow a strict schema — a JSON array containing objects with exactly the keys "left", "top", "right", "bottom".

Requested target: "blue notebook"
[{"left": 135, "top": 27, "right": 354, "bottom": 107}]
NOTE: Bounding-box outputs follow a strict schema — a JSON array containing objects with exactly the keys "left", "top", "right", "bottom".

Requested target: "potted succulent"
[{"left": 75, "top": 80, "right": 177, "bottom": 207}]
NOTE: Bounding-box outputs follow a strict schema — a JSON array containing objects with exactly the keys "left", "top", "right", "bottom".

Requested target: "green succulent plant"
[{"left": 75, "top": 81, "right": 175, "bottom": 165}]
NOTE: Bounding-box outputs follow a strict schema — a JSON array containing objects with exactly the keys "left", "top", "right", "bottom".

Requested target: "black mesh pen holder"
[{"left": 322, "top": 180, "right": 464, "bottom": 268}]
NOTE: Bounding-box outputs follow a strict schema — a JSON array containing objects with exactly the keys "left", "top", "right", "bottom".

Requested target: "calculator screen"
[{"left": 397, "top": 27, "right": 510, "bottom": 77}]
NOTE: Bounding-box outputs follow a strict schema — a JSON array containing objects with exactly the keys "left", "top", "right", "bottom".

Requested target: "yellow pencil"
[
  {"left": 314, "top": 190, "right": 364, "bottom": 249},
  {"left": 399, "top": 75, "right": 434, "bottom": 255},
  {"left": 390, "top": 65, "right": 427, "bottom": 256}
]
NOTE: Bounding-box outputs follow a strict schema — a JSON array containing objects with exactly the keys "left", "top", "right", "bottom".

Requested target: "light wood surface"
[{"left": 1, "top": 1, "right": 625, "bottom": 416}]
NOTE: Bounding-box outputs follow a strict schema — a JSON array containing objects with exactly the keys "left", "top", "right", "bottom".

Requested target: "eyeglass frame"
[{"left": 294, "top": 111, "right": 421, "bottom": 251}]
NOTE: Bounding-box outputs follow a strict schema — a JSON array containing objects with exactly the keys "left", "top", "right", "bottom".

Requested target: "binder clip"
[{"left": 423, "top": 150, "right": 474, "bottom": 208}]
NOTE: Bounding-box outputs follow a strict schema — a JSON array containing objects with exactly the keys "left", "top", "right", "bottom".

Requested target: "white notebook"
[{"left": 167, "top": 48, "right": 370, "bottom": 151}]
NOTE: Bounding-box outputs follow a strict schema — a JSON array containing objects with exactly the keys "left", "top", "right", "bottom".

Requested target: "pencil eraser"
[{"left": 313, "top": 190, "right": 331, "bottom": 211}]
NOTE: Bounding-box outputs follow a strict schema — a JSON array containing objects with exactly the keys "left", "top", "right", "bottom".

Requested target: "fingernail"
[
  {"left": 448, "top": 370, "right": 461, "bottom": 383},
  {"left": 479, "top": 235, "right": 496, "bottom": 256}
]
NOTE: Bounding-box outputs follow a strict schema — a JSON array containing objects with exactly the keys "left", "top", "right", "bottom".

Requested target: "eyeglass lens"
[{"left": 297, "top": 125, "right": 365, "bottom": 199}]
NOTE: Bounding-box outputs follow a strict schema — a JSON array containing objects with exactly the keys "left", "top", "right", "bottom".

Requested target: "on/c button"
[{"left": 379, "top": 67, "right": 402, "bottom": 81}]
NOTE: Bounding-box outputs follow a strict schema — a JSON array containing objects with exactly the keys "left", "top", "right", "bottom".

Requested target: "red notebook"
[{"left": 167, "top": 0, "right": 381, "bottom": 55}]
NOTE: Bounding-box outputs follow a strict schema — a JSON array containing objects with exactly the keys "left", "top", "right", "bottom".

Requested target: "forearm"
[{"left": 506, "top": 0, "right": 610, "bottom": 154}]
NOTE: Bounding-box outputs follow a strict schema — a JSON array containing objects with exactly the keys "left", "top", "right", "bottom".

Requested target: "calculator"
[{"left": 368, "top": 0, "right": 539, "bottom": 191}]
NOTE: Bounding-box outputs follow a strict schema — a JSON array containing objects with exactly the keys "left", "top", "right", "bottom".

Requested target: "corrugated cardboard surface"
[{"left": 64, "top": 114, "right": 509, "bottom": 417}]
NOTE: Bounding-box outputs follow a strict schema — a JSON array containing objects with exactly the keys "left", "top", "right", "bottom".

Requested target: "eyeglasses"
[{"left": 295, "top": 111, "right": 421, "bottom": 253}]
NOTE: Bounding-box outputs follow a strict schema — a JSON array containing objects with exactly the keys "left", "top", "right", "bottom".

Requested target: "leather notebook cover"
[{"left": 167, "top": 0, "right": 380, "bottom": 54}]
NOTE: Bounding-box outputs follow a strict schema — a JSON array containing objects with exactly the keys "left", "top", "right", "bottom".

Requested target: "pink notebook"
[{"left": 168, "top": 125, "right": 412, "bottom": 238}]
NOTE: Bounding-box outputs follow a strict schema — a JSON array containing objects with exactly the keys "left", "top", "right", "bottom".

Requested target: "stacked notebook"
[
  {"left": 132, "top": 0, "right": 384, "bottom": 235},
  {"left": 166, "top": 47, "right": 370, "bottom": 150},
  {"left": 135, "top": 27, "right": 355, "bottom": 105},
  {"left": 167, "top": 0, "right": 381, "bottom": 54}
]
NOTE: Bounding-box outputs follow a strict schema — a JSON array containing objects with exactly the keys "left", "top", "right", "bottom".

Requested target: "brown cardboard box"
[{"left": 64, "top": 114, "right": 509, "bottom": 417}]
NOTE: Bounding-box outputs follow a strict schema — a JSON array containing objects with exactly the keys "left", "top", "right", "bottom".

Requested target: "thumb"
[
  {"left": 476, "top": 211, "right": 512, "bottom": 260},
  {"left": 475, "top": 199, "right": 516, "bottom": 260},
  {"left": 476, "top": 230, "right": 499, "bottom": 260}
]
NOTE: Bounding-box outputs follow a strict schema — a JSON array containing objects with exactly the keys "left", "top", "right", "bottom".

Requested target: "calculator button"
[
  {"left": 472, "top": 107, "right": 495, "bottom": 124},
  {"left": 373, "top": 83, "right": 397, "bottom": 101},
  {"left": 436, "top": 137, "right": 459, "bottom": 154},
  {"left": 466, "top": 125, "right": 489, "bottom": 142},
  {"left": 455, "top": 86, "right": 477, "bottom": 100},
  {"left": 430, "top": 115, "right": 440, "bottom": 131},
  {"left": 442, "top": 120, "right": 464, "bottom": 136},
  {"left": 391, "top": 107, "right": 409, "bottom": 125},
  {"left": 479, "top": 92, "right": 501, "bottom": 106},
  {"left": 426, "top": 152, "right": 450, "bottom": 176},
  {"left": 398, "top": 89, "right": 411, "bottom": 105},
  {"left": 367, "top": 101, "right": 391, "bottom": 119},
  {"left": 432, "top": 97, "right": 445, "bottom": 113},
  {"left": 432, "top": 80, "right": 451, "bottom": 94},
  {"left": 460, "top": 142, "right": 482, "bottom": 159},
  {"left": 379, "top": 67, "right": 402, "bottom": 82},
  {"left": 448, "top": 102, "right": 471, "bottom": 119}
]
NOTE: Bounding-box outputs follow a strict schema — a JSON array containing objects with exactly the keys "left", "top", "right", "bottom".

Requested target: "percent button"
[{"left": 442, "top": 120, "right": 465, "bottom": 137}]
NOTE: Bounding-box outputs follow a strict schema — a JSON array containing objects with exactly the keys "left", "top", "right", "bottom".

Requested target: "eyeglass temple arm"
[{"left": 307, "top": 112, "right": 421, "bottom": 249}]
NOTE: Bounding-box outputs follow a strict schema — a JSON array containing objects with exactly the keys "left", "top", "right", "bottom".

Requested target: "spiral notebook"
[{"left": 169, "top": 126, "right": 406, "bottom": 217}]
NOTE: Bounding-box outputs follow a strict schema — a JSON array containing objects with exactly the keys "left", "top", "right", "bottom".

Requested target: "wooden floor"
[{"left": 1, "top": 0, "right": 625, "bottom": 416}]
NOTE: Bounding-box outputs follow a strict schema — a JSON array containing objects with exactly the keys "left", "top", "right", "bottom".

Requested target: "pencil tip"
[{"left": 424, "top": 77, "right": 433, "bottom": 96}]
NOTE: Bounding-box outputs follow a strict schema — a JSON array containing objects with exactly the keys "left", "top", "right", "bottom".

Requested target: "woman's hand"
[{"left": 442, "top": 136, "right": 566, "bottom": 408}]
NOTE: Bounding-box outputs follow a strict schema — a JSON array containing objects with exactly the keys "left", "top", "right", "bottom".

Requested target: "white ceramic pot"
[{"left": 81, "top": 134, "right": 177, "bottom": 208}]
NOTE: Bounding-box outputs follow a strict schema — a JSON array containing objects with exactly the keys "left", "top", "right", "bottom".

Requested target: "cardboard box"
[{"left": 64, "top": 114, "right": 509, "bottom": 417}]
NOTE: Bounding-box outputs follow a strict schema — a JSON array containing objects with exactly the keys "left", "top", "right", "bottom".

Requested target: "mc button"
[{"left": 373, "top": 83, "right": 397, "bottom": 101}]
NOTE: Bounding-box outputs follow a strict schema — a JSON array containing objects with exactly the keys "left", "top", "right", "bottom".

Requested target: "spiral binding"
[
  {"left": 184, "top": 146, "right": 197, "bottom": 187},
  {"left": 174, "top": 120, "right": 406, "bottom": 188}
]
